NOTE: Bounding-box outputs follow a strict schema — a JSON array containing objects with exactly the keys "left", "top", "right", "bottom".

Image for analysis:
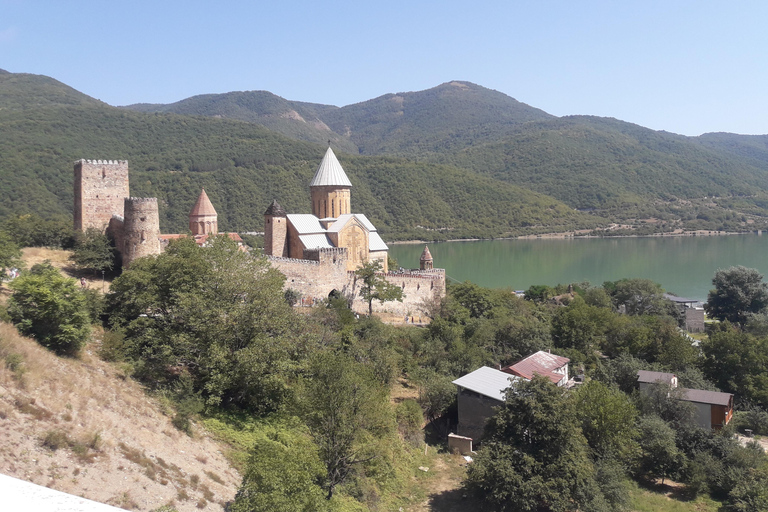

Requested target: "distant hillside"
[
  {"left": 0, "top": 70, "right": 600, "bottom": 240},
  {"left": 124, "top": 91, "right": 358, "bottom": 154},
  {"left": 440, "top": 116, "right": 768, "bottom": 210},
  {"left": 4, "top": 69, "right": 768, "bottom": 237},
  {"left": 321, "top": 81, "right": 554, "bottom": 154},
  {"left": 0, "top": 70, "right": 104, "bottom": 110},
  {"left": 695, "top": 132, "right": 768, "bottom": 170}
]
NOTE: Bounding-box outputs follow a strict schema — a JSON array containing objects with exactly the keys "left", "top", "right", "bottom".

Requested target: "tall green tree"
[
  {"left": 7, "top": 262, "right": 90, "bottom": 355},
  {"left": 466, "top": 375, "right": 607, "bottom": 512},
  {"left": 107, "top": 236, "right": 310, "bottom": 412},
  {"left": 571, "top": 380, "right": 638, "bottom": 458},
  {"left": 354, "top": 260, "right": 403, "bottom": 315},
  {"left": 636, "top": 415, "right": 682, "bottom": 485},
  {"left": 72, "top": 228, "right": 115, "bottom": 275},
  {"left": 300, "top": 352, "right": 390, "bottom": 500},
  {"left": 0, "top": 230, "right": 22, "bottom": 277},
  {"left": 705, "top": 266, "right": 768, "bottom": 325},
  {"left": 608, "top": 278, "right": 671, "bottom": 316}
]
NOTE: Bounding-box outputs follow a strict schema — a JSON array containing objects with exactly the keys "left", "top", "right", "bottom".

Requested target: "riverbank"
[{"left": 390, "top": 228, "right": 757, "bottom": 245}]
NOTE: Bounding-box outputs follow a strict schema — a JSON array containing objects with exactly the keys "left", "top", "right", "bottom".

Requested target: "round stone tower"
[
  {"left": 420, "top": 245, "right": 433, "bottom": 270},
  {"left": 122, "top": 197, "right": 161, "bottom": 268}
]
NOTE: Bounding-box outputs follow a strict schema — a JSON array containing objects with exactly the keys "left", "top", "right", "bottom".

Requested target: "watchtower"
[
  {"left": 74, "top": 159, "right": 130, "bottom": 232},
  {"left": 264, "top": 199, "right": 288, "bottom": 257},
  {"left": 122, "top": 197, "right": 161, "bottom": 268}
]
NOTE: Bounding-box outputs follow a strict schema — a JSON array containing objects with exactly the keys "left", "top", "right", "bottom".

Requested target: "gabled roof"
[
  {"left": 309, "top": 147, "right": 352, "bottom": 187},
  {"left": 680, "top": 388, "right": 733, "bottom": 407},
  {"left": 502, "top": 351, "right": 569, "bottom": 384},
  {"left": 637, "top": 370, "right": 677, "bottom": 385},
  {"left": 189, "top": 189, "right": 217, "bottom": 217},
  {"left": 299, "top": 234, "right": 334, "bottom": 249},
  {"left": 452, "top": 367, "right": 518, "bottom": 402},
  {"left": 286, "top": 214, "right": 326, "bottom": 234},
  {"left": 369, "top": 232, "right": 388, "bottom": 252},
  {"left": 327, "top": 214, "right": 364, "bottom": 233}
]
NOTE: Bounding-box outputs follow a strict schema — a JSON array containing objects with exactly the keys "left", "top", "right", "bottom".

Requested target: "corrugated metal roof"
[
  {"left": 637, "top": 370, "right": 677, "bottom": 384},
  {"left": 452, "top": 367, "right": 518, "bottom": 402},
  {"left": 503, "top": 351, "right": 569, "bottom": 384},
  {"left": 287, "top": 214, "right": 325, "bottom": 234},
  {"left": 299, "top": 234, "right": 334, "bottom": 249},
  {"left": 680, "top": 388, "right": 733, "bottom": 406},
  {"left": 309, "top": 147, "right": 352, "bottom": 187},
  {"left": 352, "top": 213, "right": 377, "bottom": 232},
  {"left": 369, "top": 232, "right": 388, "bottom": 252}
]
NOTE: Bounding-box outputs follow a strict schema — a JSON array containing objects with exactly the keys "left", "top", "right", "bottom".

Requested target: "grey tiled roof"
[{"left": 637, "top": 370, "right": 676, "bottom": 385}]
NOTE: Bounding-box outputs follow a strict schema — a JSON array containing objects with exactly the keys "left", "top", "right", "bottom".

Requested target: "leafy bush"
[{"left": 8, "top": 262, "right": 90, "bottom": 355}]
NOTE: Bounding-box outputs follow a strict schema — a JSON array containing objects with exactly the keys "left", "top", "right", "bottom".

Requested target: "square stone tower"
[{"left": 74, "top": 159, "right": 130, "bottom": 232}]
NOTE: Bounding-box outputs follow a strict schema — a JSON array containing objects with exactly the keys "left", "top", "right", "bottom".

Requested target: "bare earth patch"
[{"left": 0, "top": 323, "right": 240, "bottom": 511}]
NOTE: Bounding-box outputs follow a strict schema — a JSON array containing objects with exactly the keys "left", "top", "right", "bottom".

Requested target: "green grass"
[{"left": 627, "top": 480, "right": 722, "bottom": 512}]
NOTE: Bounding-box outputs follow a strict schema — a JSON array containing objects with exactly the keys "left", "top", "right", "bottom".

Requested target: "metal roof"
[
  {"left": 637, "top": 370, "right": 677, "bottom": 385},
  {"left": 452, "top": 366, "right": 518, "bottom": 402},
  {"left": 369, "top": 232, "right": 388, "bottom": 252},
  {"left": 664, "top": 293, "right": 699, "bottom": 304},
  {"left": 503, "top": 351, "right": 569, "bottom": 384},
  {"left": 299, "top": 234, "right": 334, "bottom": 249},
  {"left": 680, "top": 388, "right": 733, "bottom": 406},
  {"left": 286, "top": 214, "right": 325, "bottom": 234},
  {"left": 309, "top": 147, "right": 352, "bottom": 187}
]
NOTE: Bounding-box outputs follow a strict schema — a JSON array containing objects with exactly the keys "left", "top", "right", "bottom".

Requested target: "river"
[{"left": 388, "top": 234, "right": 768, "bottom": 302}]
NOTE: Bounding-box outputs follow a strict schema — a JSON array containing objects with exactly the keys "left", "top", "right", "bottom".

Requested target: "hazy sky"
[{"left": 2, "top": 0, "right": 767, "bottom": 136}]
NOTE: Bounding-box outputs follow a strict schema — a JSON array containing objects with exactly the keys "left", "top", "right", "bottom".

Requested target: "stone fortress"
[{"left": 74, "top": 149, "right": 445, "bottom": 316}]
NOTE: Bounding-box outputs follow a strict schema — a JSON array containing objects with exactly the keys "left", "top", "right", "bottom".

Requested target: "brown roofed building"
[{"left": 501, "top": 351, "right": 570, "bottom": 387}]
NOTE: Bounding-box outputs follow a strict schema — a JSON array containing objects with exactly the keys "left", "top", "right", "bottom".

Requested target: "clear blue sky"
[{"left": 2, "top": 0, "right": 767, "bottom": 136}]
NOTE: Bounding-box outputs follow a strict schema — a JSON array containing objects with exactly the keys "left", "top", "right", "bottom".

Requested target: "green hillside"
[
  {"left": 0, "top": 70, "right": 104, "bottom": 110},
  {"left": 695, "top": 132, "right": 768, "bottom": 170},
  {"left": 321, "top": 81, "right": 553, "bottom": 154},
  {"left": 124, "top": 90, "right": 358, "bottom": 154},
  {"left": 0, "top": 72, "right": 601, "bottom": 240}
]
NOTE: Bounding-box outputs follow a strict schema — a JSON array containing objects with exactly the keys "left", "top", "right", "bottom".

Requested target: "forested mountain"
[
  {"left": 0, "top": 71, "right": 599, "bottom": 240},
  {"left": 4, "top": 69, "right": 768, "bottom": 238}
]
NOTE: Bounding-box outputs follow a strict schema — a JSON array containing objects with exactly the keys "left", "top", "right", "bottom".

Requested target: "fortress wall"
[
  {"left": 348, "top": 270, "right": 446, "bottom": 316},
  {"left": 270, "top": 257, "right": 445, "bottom": 316},
  {"left": 269, "top": 255, "right": 350, "bottom": 301}
]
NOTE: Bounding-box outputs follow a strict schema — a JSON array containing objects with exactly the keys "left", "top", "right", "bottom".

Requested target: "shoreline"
[{"left": 389, "top": 229, "right": 761, "bottom": 245}]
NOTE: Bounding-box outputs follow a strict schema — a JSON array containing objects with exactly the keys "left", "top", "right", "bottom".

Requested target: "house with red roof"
[{"left": 501, "top": 350, "right": 570, "bottom": 387}]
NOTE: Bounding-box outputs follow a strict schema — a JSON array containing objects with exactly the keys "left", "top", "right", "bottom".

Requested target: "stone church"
[{"left": 264, "top": 146, "right": 389, "bottom": 272}]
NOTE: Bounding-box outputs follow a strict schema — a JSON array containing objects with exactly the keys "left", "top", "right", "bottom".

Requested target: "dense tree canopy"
[
  {"left": 705, "top": 266, "right": 768, "bottom": 325},
  {"left": 106, "top": 236, "right": 313, "bottom": 412}
]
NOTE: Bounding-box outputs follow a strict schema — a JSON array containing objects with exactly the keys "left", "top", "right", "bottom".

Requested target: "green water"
[{"left": 388, "top": 235, "right": 768, "bottom": 302}]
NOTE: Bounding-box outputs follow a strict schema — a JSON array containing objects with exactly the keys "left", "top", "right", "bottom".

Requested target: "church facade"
[{"left": 264, "top": 147, "right": 389, "bottom": 272}]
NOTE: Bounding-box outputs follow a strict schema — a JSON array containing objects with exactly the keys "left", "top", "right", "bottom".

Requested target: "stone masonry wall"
[
  {"left": 270, "top": 256, "right": 446, "bottom": 316},
  {"left": 74, "top": 160, "right": 129, "bottom": 232},
  {"left": 122, "top": 198, "right": 161, "bottom": 268}
]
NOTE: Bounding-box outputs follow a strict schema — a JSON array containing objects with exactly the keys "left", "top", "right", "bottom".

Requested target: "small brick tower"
[
  {"left": 73, "top": 159, "right": 130, "bottom": 232},
  {"left": 264, "top": 199, "right": 287, "bottom": 257},
  {"left": 122, "top": 198, "right": 161, "bottom": 268},
  {"left": 420, "top": 245, "right": 433, "bottom": 270},
  {"left": 189, "top": 189, "right": 218, "bottom": 235},
  {"left": 310, "top": 147, "right": 352, "bottom": 219}
]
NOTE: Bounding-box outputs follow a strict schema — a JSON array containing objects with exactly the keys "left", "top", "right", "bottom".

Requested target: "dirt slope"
[{"left": 0, "top": 323, "right": 240, "bottom": 511}]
